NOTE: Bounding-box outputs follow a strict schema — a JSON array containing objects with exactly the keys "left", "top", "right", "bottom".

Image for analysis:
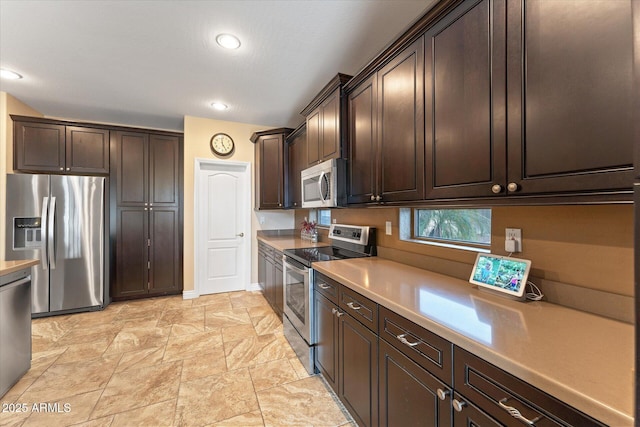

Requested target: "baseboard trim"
[
  {"left": 247, "top": 282, "right": 262, "bottom": 292},
  {"left": 182, "top": 290, "right": 199, "bottom": 300}
]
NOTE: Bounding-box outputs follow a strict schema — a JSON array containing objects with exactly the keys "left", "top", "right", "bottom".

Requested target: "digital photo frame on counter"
[{"left": 469, "top": 253, "right": 532, "bottom": 300}]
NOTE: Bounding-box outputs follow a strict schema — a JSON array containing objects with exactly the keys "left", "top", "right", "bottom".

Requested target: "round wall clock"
[{"left": 210, "top": 132, "right": 235, "bottom": 156}]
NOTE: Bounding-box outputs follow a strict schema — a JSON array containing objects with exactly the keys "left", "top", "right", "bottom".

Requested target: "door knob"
[{"left": 237, "top": 232, "right": 244, "bottom": 237}]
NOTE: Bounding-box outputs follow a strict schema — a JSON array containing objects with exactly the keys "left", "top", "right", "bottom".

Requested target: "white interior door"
[{"left": 196, "top": 160, "right": 250, "bottom": 295}]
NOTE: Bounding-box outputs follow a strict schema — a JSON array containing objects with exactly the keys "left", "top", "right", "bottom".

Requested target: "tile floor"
[{"left": 0, "top": 291, "right": 355, "bottom": 427}]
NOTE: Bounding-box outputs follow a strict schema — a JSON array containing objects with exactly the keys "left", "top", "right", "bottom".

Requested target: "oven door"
[{"left": 283, "top": 257, "right": 313, "bottom": 344}]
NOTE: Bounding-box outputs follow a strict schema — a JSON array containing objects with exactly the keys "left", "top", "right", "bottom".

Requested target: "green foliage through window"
[{"left": 415, "top": 209, "right": 491, "bottom": 245}]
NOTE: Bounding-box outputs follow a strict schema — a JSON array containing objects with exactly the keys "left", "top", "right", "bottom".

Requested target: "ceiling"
[{"left": 0, "top": 0, "right": 436, "bottom": 132}]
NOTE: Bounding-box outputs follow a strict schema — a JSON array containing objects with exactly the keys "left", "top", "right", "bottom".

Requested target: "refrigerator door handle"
[
  {"left": 48, "top": 196, "right": 56, "bottom": 270},
  {"left": 40, "top": 197, "right": 49, "bottom": 270}
]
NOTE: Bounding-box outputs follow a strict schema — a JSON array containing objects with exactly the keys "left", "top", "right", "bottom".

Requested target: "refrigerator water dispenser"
[{"left": 13, "top": 217, "right": 42, "bottom": 250}]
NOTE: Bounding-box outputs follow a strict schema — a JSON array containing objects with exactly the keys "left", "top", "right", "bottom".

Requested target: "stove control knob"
[
  {"left": 335, "top": 229, "right": 341, "bottom": 235},
  {"left": 352, "top": 232, "right": 357, "bottom": 238},
  {"left": 356, "top": 232, "right": 361, "bottom": 238}
]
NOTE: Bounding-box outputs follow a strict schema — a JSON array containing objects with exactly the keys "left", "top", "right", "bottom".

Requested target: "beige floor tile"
[
  {"left": 247, "top": 305, "right": 275, "bottom": 319},
  {"left": 222, "top": 324, "right": 258, "bottom": 343},
  {"left": 91, "top": 361, "right": 181, "bottom": 419},
  {"left": 20, "top": 354, "right": 121, "bottom": 402},
  {"left": 205, "top": 308, "right": 251, "bottom": 329},
  {"left": 70, "top": 309, "right": 122, "bottom": 328},
  {"left": 31, "top": 319, "right": 71, "bottom": 352},
  {"left": 0, "top": 407, "right": 31, "bottom": 427},
  {"left": 191, "top": 293, "right": 231, "bottom": 308},
  {"left": 163, "top": 296, "right": 194, "bottom": 310},
  {"left": 169, "top": 323, "right": 207, "bottom": 336},
  {"left": 157, "top": 307, "right": 205, "bottom": 328},
  {"left": 209, "top": 410, "right": 265, "bottom": 426},
  {"left": 104, "top": 326, "right": 170, "bottom": 355},
  {"left": 114, "top": 346, "right": 166, "bottom": 374},
  {"left": 55, "top": 337, "right": 111, "bottom": 364},
  {"left": 251, "top": 313, "right": 283, "bottom": 336},
  {"left": 288, "top": 356, "right": 312, "bottom": 380},
  {"left": 174, "top": 368, "right": 258, "bottom": 426},
  {"left": 163, "top": 329, "right": 223, "bottom": 362},
  {"left": 0, "top": 349, "right": 66, "bottom": 403},
  {"left": 224, "top": 334, "right": 295, "bottom": 370},
  {"left": 229, "top": 292, "right": 270, "bottom": 309},
  {"left": 249, "top": 359, "right": 299, "bottom": 391},
  {"left": 109, "top": 399, "right": 176, "bottom": 427},
  {"left": 181, "top": 346, "right": 228, "bottom": 382},
  {"left": 55, "top": 323, "right": 123, "bottom": 347},
  {"left": 68, "top": 415, "right": 114, "bottom": 427},
  {"left": 116, "top": 299, "right": 167, "bottom": 321},
  {"left": 22, "top": 389, "right": 103, "bottom": 427},
  {"left": 256, "top": 376, "right": 349, "bottom": 427}
]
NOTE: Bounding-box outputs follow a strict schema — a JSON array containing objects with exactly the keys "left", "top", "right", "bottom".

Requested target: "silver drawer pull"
[
  {"left": 396, "top": 333, "right": 419, "bottom": 347},
  {"left": 498, "top": 398, "right": 541, "bottom": 425},
  {"left": 318, "top": 283, "right": 330, "bottom": 290},
  {"left": 436, "top": 388, "right": 449, "bottom": 401},
  {"left": 331, "top": 308, "right": 338, "bottom": 315},
  {"left": 346, "top": 301, "right": 361, "bottom": 310},
  {"left": 452, "top": 399, "right": 467, "bottom": 413}
]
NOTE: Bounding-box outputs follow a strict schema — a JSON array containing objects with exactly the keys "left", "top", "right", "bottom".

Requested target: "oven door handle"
[{"left": 283, "top": 259, "right": 309, "bottom": 277}]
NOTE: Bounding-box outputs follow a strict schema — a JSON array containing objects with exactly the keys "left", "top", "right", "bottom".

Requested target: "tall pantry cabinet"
[{"left": 111, "top": 130, "right": 183, "bottom": 300}]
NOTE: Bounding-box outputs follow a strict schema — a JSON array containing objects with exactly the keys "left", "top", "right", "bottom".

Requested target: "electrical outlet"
[
  {"left": 259, "top": 216, "right": 265, "bottom": 225},
  {"left": 505, "top": 228, "right": 522, "bottom": 252},
  {"left": 385, "top": 221, "right": 392, "bottom": 235}
]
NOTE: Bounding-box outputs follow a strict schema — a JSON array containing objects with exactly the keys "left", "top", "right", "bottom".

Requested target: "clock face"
[{"left": 210, "top": 133, "right": 234, "bottom": 156}]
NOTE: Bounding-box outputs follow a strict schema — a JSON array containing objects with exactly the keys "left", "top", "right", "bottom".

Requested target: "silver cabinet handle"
[
  {"left": 346, "top": 301, "right": 361, "bottom": 310},
  {"left": 370, "top": 195, "right": 376, "bottom": 201},
  {"left": 318, "top": 283, "right": 330, "bottom": 290},
  {"left": 452, "top": 399, "right": 467, "bottom": 413},
  {"left": 375, "top": 195, "right": 382, "bottom": 201},
  {"left": 237, "top": 232, "right": 244, "bottom": 237},
  {"left": 396, "top": 333, "right": 419, "bottom": 347},
  {"left": 436, "top": 389, "right": 449, "bottom": 401},
  {"left": 335, "top": 310, "right": 344, "bottom": 317},
  {"left": 507, "top": 182, "right": 520, "bottom": 192},
  {"left": 498, "top": 398, "right": 540, "bottom": 425},
  {"left": 332, "top": 308, "right": 338, "bottom": 315},
  {"left": 491, "top": 184, "right": 503, "bottom": 194},
  {"left": 59, "top": 167, "right": 64, "bottom": 171}
]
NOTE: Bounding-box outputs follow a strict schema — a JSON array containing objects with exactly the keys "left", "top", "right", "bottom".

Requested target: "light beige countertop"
[
  {"left": 257, "top": 235, "right": 329, "bottom": 252},
  {"left": 0, "top": 259, "right": 39, "bottom": 276},
  {"left": 313, "top": 257, "right": 633, "bottom": 426}
]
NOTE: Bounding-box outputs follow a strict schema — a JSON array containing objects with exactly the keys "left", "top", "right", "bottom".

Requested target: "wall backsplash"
[{"left": 295, "top": 204, "right": 634, "bottom": 322}]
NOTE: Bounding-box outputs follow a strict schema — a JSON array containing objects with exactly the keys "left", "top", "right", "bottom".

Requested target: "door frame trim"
[{"left": 193, "top": 157, "right": 252, "bottom": 297}]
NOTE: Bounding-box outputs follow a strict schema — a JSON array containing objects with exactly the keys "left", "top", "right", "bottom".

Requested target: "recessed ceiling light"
[
  {"left": 211, "top": 102, "right": 228, "bottom": 111},
  {"left": 0, "top": 68, "right": 23, "bottom": 80},
  {"left": 216, "top": 34, "right": 241, "bottom": 50}
]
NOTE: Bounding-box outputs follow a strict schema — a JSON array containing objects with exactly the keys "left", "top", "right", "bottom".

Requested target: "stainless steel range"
[{"left": 282, "top": 224, "right": 376, "bottom": 374}]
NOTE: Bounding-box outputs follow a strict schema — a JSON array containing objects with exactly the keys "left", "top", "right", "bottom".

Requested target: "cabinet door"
[
  {"left": 425, "top": 0, "right": 507, "bottom": 199},
  {"left": 149, "top": 207, "right": 181, "bottom": 294},
  {"left": 66, "top": 126, "right": 110, "bottom": 174},
  {"left": 115, "top": 207, "right": 148, "bottom": 298},
  {"left": 452, "top": 392, "right": 503, "bottom": 426},
  {"left": 379, "top": 339, "right": 452, "bottom": 426},
  {"left": 256, "top": 135, "right": 285, "bottom": 209},
  {"left": 319, "top": 88, "right": 341, "bottom": 162},
  {"left": 340, "top": 313, "right": 378, "bottom": 427},
  {"left": 377, "top": 36, "right": 425, "bottom": 203},
  {"left": 347, "top": 74, "right": 377, "bottom": 204},
  {"left": 274, "top": 256, "right": 283, "bottom": 316},
  {"left": 14, "top": 121, "right": 65, "bottom": 173},
  {"left": 265, "top": 254, "right": 275, "bottom": 307},
  {"left": 114, "top": 131, "right": 149, "bottom": 206},
  {"left": 286, "top": 127, "right": 306, "bottom": 208},
  {"left": 258, "top": 245, "right": 267, "bottom": 292},
  {"left": 149, "top": 134, "right": 180, "bottom": 207},
  {"left": 314, "top": 292, "right": 339, "bottom": 393},
  {"left": 306, "top": 109, "right": 321, "bottom": 167},
  {"left": 506, "top": 0, "right": 634, "bottom": 194}
]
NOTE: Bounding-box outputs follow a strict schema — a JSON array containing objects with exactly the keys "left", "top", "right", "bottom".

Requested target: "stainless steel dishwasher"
[{"left": 0, "top": 268, "right": 32, "bottom": 398}]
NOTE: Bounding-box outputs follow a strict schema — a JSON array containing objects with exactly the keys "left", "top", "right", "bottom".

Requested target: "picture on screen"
[{"left": 471, "top": 256, "right": 527, "bottom": 292}]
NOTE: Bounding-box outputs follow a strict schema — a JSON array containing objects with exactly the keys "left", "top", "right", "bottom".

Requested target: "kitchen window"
[
  {"left": 308, "top": 209, "right": 332, "bottom": 228},
  {"left": 399, "top": 208, "right": 491, "bottom": 252}
]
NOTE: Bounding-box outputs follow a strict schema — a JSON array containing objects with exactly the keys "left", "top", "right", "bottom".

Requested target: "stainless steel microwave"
[{"left": 301, "top": 158, "right": 346, "bottom": 208}]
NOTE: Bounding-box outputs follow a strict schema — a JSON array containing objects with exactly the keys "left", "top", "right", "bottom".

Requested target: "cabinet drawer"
[
  {"left": 339, "top": 286, "right": 378, "bottom": 333},
  {"left": 315, "top": 272, "right": 339, "bottom": 304},
  {"left": 454, "top": 347, "right": 605, "bottom": 427},
  {"left": 379, "top": 306, "right": 452, "bottom": 387}
]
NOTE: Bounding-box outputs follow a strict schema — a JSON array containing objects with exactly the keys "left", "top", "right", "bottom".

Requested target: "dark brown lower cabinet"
[
  {"left": 379, "top": 339, "right": 452, "bottom": 426},
  {"left": 315, "top": 285, "right": 378, "bottom": 427},
  {"left": 114, "top": 206, "right": 181, "bottom": 299},
  {"left": 452, "top": 392, "right": 503, "bottom": 426},
  {"left": 258, "top": 242, "right": 283, "bottom": 317}
]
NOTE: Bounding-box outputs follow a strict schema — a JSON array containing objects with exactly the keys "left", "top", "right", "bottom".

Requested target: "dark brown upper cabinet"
[
  {"left": 252, "top": 128, "right": 293, "bottom": 210},
  {"left": 505, "top": 0, "right": 634, "bottom": 196},
  {"left": 424, "top": 0, "right": 506, "bottom": 199},
  {"left": 347, "top": 37, "right": 425, "bottom": 205},
  {"left": 13, "top": 116, "right": 109, "bottom": 175},
  {"left": 285, "top": 123, "right": 307, "bottom": 209},
  {"left": 300, "top": 74, "right": 351, "bottom": 168}
]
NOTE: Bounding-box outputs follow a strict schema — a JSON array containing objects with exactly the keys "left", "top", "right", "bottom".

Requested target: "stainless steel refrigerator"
[{"left": 5, "top": 174, "right": 105, "bottom": 316}]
